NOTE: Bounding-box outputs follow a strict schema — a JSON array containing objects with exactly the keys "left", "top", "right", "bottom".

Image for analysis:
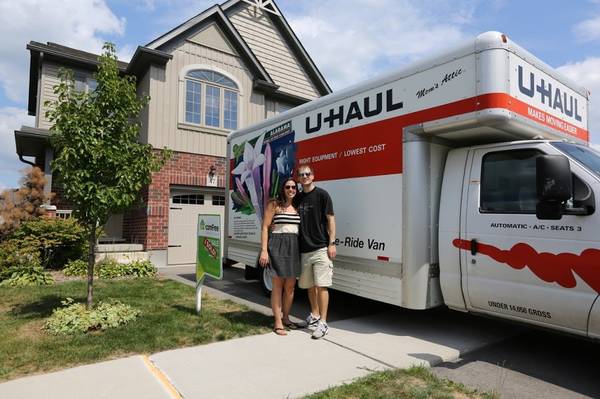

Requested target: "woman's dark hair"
[{"left": 275, "top": 177, "right": 297, "bottom": 207}]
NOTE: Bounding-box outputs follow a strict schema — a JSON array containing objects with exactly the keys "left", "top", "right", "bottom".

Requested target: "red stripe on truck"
[
  {"left": 452, "top": 239, "right": 600, "bottom": 294},
  {"left": 480, "top": 93, "right": 588, "bottom": 142},
  {"left": 295, "top": 115, "right": 403, "bottom": 181},
  {"left": 293, "top": 93, "right": 588, "bottom": 181}
]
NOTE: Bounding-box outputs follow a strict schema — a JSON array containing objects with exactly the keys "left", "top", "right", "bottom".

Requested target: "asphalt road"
[{"left": 175, "top": 264, "right": 600, "bottom": 399}]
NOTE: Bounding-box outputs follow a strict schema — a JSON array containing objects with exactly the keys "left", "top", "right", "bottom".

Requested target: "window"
[
  {"left": 224, "top": 90, "right": 238, "bottom": 129},
  {"left": 184, "top": 69, "right": 238, "bottom": 130},
  {"left": 56, "top": 210, "right": 72, "bottom": 219},
  {"left": 552, "top": 142, "right": 600, "bottom": 179},
  {"left": 212, "top": 195, "right": 225, "bottom": 206},
  {"left": 277, "top": 103, "right": 292, "bottom": 114},
  {"left": 172, "top": 194, "right": 204, "bottom": 204},
  {"left": 74, "top": 74, "right": 97, "bottom": 93},
  {"left": 185, "top": 80, "right": 201, "bottom": 124},
  {"left": 480, "top": 150, "right": 541, "bottom": 213},
  {"left": 205, "top": 85, "right": 220, "bottom": 127}
]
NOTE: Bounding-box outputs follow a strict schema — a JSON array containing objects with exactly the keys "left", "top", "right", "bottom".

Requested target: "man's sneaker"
[
  {"left": 311, "top": 320, "right": 329, "bottom": 339},
  {"left": 299, "top": 313, "right": 320, "bottom": 330}
]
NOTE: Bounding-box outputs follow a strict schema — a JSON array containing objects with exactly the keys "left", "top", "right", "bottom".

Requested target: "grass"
[
  {"left": 304, "top": 366, "right": 497, "bottom": 399},
  {"left": 0, "top": 278, "right": 272, "bottom": 382}
]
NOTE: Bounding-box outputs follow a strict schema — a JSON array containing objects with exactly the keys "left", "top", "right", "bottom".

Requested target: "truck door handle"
[{"left": 470, "top": 239, "right": 478, "bottom": 256}]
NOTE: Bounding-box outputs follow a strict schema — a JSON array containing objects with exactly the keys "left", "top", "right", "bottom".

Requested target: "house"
[{"left": 14, "top": 0, "right": 330, "bottom": 267}]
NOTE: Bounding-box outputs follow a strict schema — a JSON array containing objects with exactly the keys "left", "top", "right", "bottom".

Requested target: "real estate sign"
[{"left": 196, "top": 214, "right": 222, "bottom": 281}]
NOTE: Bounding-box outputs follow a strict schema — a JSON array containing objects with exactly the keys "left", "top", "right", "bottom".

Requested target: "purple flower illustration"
[{"left": 231, "top": 134, "right": 265, "bottom": 224}]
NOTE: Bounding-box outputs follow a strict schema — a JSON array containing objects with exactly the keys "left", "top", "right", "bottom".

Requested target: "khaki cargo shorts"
[{"left": 298, "top": 247, "right": 333, "bottom": 288}]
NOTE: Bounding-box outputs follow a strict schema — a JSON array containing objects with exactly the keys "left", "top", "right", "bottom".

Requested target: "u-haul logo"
[
  {"left": 305, "top": 88, "right": 404, "bottom": 134},
  {"left": 517, "top": 65, "right": 584, "bottom": 123}
]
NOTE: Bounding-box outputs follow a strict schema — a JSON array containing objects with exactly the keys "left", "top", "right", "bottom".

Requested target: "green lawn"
[
  {"left": 0, "top": 278, "right": 272, "bottom": 381},
  {"left": 305, "top": 366, "right": 497, "bottom": 399}
]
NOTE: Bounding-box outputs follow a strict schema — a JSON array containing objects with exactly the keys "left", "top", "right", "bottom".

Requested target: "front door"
[{"left": 462, "top": 144, "right": 598, "bottom": 334}]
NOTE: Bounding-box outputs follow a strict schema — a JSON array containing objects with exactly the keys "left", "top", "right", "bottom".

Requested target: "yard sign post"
[{"left": 196, "top": 214, "right": 223, "bottom": 314}]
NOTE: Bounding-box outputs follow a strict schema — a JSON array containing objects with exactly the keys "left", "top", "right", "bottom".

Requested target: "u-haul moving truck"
[{"left": 226, "top": 32, "right": 600, "bottom": 339}]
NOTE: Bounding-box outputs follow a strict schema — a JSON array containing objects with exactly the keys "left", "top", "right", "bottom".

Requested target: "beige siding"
[
  {"left": 37, "top": 62, "right": 60, "bottom": 129},
  {"left": 37, "top": 62, "right": 94, "bottom": 130},
  {"left": 137, "top": 69, "right": 151, "bottom": 144},
  {"left": 146, "top": 38, "right": 256, "bottom": 156},
  {"left": 228, "top": 4, "right": 320, "bottom": 100},
  {"left": 265, "top": 98, "right": 276, "bottom": 119},
  {"left": 248, "top": 91, "right": 266, "bottom": 125}
]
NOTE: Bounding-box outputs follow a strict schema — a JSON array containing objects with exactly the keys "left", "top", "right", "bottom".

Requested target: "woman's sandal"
[
  {"left": 273, "top": 327, "right": 287, "bottom": 336},
  {"left": 283, "top": 321, "right": 299, "bottom": 330}
]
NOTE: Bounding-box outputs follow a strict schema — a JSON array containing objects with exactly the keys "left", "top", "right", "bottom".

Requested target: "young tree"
[
  {"left": 46, "top": 43, "right": 170, "bottom": 309},
  {"left": 0, "top": 167, "right": 51, "bottom": 239}
]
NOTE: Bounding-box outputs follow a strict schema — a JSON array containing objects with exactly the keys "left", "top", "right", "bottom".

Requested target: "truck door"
[{"left": 461, "top": 145, "right": 598, "bottom": 335}]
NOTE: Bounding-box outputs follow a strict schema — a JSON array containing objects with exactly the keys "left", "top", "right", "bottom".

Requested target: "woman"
[{"left": 259, "top": 177, "right": 301, "bottom": 336}]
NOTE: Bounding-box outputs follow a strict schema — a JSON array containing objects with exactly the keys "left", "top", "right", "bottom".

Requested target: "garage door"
[{"left": 167, "top": 190, "right": 225, "bottom": 266}]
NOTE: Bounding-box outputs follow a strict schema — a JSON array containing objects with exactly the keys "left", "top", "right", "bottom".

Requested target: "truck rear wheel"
[{"left": 260, "top": 267, "right": 272, "bottom": 297}]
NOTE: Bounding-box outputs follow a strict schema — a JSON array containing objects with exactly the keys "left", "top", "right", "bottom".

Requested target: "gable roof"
[
  {"left": 221, "top": 0, "right": 330, "bottom": 96},
  {"left": 146, "top": 4, "right": 277, "bottom": 89},
  {"left": 146, "top": 0, "right": 331, "bottom": 98},
  {"left": 25, "top": 0, "right": 330, "bottom": 116}
]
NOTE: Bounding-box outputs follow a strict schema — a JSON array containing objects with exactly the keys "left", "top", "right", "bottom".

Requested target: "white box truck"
[{"left": 225, "top": 32, "right": 600, "bottom": 339}]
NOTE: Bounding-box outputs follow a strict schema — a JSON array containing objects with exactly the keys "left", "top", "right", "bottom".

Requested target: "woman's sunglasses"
[{"left": 284, "top": 185, "right": 297, "bottom": 190}]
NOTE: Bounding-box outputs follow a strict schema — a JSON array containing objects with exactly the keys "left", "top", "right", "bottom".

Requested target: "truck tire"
[{"left": 260, "top": 267, "right": 273, "bottom": 297}]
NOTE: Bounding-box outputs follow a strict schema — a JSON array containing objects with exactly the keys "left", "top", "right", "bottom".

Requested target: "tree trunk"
[{"left": 86, "top": 224, "right": 97, "bottom": 309}]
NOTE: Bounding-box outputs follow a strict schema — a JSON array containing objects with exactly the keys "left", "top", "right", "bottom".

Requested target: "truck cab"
[{"left": 439, "top": 140, "right": 600, "bottom": 339}]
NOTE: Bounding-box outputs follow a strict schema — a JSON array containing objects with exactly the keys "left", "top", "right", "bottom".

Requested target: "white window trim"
[{"left": 178, "top": 64, "right": 243, "bottom": 131}]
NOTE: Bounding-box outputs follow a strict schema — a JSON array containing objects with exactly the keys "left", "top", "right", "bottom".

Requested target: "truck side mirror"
[{"left": 536, "top": 155, "right": 572, "bottom": 220}]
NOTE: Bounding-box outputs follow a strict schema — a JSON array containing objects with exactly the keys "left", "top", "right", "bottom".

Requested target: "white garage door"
[{"left": 168, "top": 190, "right": 225, "bottom": 266}]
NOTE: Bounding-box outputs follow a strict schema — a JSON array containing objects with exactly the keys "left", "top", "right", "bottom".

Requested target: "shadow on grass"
[
  {"left": 220, "top": 310, "right": 272, "bottom": 327},
  {"left": 171, "top": 304, "right": 197, "bottom": 316},
  {"left": 11, "top": 295, "right": 83, "bottom": 319},
  {"left": 170, "top": 304, "right": 271, "bottom": 328}
]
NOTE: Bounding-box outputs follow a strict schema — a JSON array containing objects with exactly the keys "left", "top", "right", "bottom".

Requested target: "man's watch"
[{"left": 329, "top": 241, "right": 336, "bottom": 246}]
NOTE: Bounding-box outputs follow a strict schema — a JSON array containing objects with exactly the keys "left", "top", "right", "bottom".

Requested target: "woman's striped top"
[{"left": 271, "top": 212, "right": 300, "bottom": 234}]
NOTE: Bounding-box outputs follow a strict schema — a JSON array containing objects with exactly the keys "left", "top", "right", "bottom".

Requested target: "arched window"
[{"left": 184, "top": 69, "right": 239, "bottom": 130}]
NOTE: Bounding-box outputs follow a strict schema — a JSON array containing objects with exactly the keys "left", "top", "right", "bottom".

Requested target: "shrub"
[
  {"left": 62, "top": 258, "right": 157, "bottom": 279},
  {"left": 63, "top": 259, "right": 88, "bottom": 276},
  {"left": 11, "top": 218, "right": 87, "bottom": 269},
  {"left": 127, "top": 260, "right": 157, "bottom": 277},
  {"left": 96, "top": 258, "right": 126, "bottom": 279},
  {"left": 44, "top": 298, "right": 140, "bottom": 335},
  {"left": 0, "top": 266, "right": 54, "bottom": 287},
  {"left": 0, "top": 239, "right": 41, "bottom": 281},
  {"left": 96, "top": 258, "right": 157, "bottom": 279}
]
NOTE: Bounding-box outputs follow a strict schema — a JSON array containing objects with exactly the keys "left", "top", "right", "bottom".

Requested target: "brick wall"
[{"left": 123, "top": 150, "right": 227, "bottom": 250}]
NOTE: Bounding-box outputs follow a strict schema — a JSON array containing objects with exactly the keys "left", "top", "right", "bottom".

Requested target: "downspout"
[{"left": 36, "top": 52, "right": 44, "bottom": 127}]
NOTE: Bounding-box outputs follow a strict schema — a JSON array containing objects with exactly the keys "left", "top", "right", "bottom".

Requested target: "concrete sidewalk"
[{"left": 0, "top": 307, "right": 516, "bottom": 399}]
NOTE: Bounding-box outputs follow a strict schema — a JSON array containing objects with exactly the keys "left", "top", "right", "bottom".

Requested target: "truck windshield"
[{"left": 551, "top": 142, "right": 600, "bottom": 179}]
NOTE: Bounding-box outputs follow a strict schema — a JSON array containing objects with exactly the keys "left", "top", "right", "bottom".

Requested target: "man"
[{"left": 294, "top": 164, "right": 336, "bottom": 339}]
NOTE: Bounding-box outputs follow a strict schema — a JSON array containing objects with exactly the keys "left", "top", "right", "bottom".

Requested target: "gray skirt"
[{"left": 267, "top": 233, "right": 301, "bottom": 278}]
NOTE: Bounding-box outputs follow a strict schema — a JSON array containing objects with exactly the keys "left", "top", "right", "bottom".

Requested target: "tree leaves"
[{"left": 45, "top": 42, "right": 171, "bottom": 308}]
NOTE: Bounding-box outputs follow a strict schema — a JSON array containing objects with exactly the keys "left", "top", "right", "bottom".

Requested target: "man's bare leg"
[
  {"left": 316, "top": 286, "right": 329, "bottom": 322},
  {"left": 308, "top": 286, "right": 320, "bottom": 318}
]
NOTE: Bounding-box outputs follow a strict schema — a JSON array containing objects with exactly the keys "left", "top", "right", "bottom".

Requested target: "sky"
[{"left": 1, "top": 0, "right": 600, "bottom": 188}]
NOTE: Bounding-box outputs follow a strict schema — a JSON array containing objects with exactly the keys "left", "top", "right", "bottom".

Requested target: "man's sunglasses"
[
  {"left": 284, "top": 185, "right": 297, "bottom": 190},
  {"left": 298, "top": 172, "right": 312, "bottom": 178}
]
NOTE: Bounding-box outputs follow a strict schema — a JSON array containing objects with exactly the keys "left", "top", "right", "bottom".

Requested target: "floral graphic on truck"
[{"left": 230, "top": 121, "right": 296, "bottom": 225}]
